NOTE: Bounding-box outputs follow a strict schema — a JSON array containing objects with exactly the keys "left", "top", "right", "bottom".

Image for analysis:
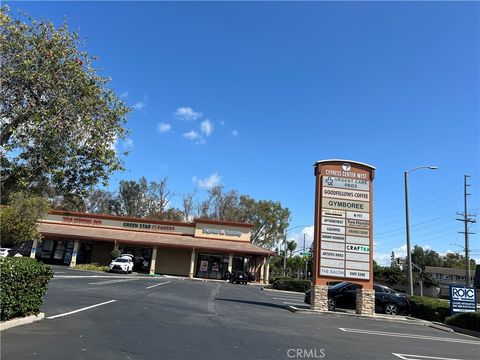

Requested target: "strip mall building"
[{"left": 31, "top": 210, "right": 275, "bottom": 283}]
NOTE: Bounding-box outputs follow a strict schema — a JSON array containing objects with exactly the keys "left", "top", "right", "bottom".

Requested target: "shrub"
[
  {"left": 445, "top": 312, "right": 480, "bottom": 331},
  {"left": 409, "top": 295, "right": 451, "bottom": 322},
  {"left": 0, "top": 257, "right": 53, "bottom": 321},
  {"left": 75, "top": 263, "right": 109, "bottom": 272},
  {"left": 272, "top": 277, "right": 311, "bottom": 293},
  {"left": 111, "top": 249, "right": 121, "bottom": 259}
]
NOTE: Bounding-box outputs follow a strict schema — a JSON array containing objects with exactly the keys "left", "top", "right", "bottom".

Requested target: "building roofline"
[{"left": 194, "top": 218, "right": 254, "bottom": 228}]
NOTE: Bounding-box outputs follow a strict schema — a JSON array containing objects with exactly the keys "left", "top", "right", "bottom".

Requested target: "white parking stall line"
[
  {"left": 54, "top": 275, "right": 132, "bottom": 279},
  {"left": 47, "top": 300, "right": 117, "bottom": 319},
  {"left": 272, "top": 297, "right": 305, "bottom": 301},
  {"left": 392, "top": 353, "right": 469, "bottom": 360},
  {"left": 146, "top": 281, "right": 171, "bottom": 289},
  {"left": 89, "top": 279, "right": 137, "bottom": 286},
  {"left": 339, "top": 328, "right": 480, "bottom": 345}
]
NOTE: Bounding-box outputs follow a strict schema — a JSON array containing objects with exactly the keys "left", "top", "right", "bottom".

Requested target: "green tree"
[
  {"left": 0, "top": 192, "right": 49, "bottom": 247},
  {"left": 0, "top": 8, "right": 130, "bottom": 202},
  {"left": 390, "top": 251, "right": 400, "bottom": 270},
  {"left": 237, "top": 196, "right": 290, "bottom": 249},
  {"left": 118, "top": 178, "right": 148, "bottom": 217}
]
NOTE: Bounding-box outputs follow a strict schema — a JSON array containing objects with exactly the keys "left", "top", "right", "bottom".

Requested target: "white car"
[
  {"left": 0, "top": 248, "right": 12, "bottom": 257},
  {"left": 108, "top": 255, "right": 134, "bottom": 274}
]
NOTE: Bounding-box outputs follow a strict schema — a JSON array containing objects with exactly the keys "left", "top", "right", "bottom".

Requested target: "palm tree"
[{"left": 286, "top": 240, "right": 297, "bottom": 257}]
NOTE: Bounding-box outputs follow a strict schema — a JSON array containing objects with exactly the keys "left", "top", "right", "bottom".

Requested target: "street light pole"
[
  {"left": 404, "top": 171, "right": 413, "bottom": 296},
  {"left": 404, "top": 165, "right": 438, "bottom": 296}
]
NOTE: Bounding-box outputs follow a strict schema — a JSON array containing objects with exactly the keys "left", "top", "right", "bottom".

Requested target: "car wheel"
[
  {"left": 385, "top": 303, "right": 399, "bottom": 315},
  {"left": 328, "top": 298, "right": 336, "bottom": 311}
]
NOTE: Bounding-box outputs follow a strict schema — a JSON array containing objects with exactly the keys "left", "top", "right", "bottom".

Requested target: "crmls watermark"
[{"left": 287, "top": 348, "right": 326, "bottom": 359}]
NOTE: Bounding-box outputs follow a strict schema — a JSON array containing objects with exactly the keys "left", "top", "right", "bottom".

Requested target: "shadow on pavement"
[{"left": 215, "top": 298, "right": 288, "bottom": 310}]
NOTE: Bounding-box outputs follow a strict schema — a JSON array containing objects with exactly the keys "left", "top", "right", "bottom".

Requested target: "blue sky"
[{"left": 9, "top": 1, "right": 479, "bottom": 264}]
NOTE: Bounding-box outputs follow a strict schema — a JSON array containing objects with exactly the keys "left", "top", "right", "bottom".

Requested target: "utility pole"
[
  {"left": 283, "top": 230, "right": 287, "bottom": 277},
  {"left": 303, "top": 233, "right": 307, "bottom": 280},
  {"left": 456, "top": 175, "right": 476, "bottom": 287}
]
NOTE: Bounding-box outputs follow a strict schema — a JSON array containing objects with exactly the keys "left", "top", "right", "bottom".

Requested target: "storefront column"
[
  {"left": 264, "top": 257, "right": 270, "bottom": 284},
  {"left": 114, "top": 241, "right": 119, "bottom": 252},
  {"left": 260, "top": 257, "right": 265, "bottom": 284},
  {"left": 189, "top": 248, "right": 196, "bottom": 279},
  {"left": 228, "top": 253, "right": 233, "bottom": 272},
  {"left": 149, "top": 246, "right": 157, "bottom": 275},
  {"left": 69, "top": 240, "right": 80, "bottom": 268},
  {"left": 30, "top": 239, "right": 38, "bottom": 258}
]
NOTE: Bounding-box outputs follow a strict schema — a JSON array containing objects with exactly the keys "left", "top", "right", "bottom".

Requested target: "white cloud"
[
  {"left": 231, "top": 130, "right": 239, "bottom": 137},
  {"left": 220, "top": 120, "right": 225, "bottom": 126},
  {"left": 132, "top": 101, "right": 146, "bottom": 110},
  {"left": 200, "top": 119, "right": 214, "bottom": 136},
  {"left": 289, "top": 225, "right": 314, "bottom": 251},
  {"left": 157, "top": 122, "right": 172, "bottom": 133},
  {"left": 183, "top": 130, "right": 206, "bottom": 145},
  {"left": 174, "top": 107, "right": 202, "bottom": 121},
  {"left": 122, "top": 137, "right": 133, "bottom": 148},
  {"left": 120, "top": 91, "right": 129, "bottom": 98},
  {"left": 374, "top": 244, "right": 407, "bottom": 266},
  {"left": 192, "top": 173, "right": 221, "bottom": 190}
]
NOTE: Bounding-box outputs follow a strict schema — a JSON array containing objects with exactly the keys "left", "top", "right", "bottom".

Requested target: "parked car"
[
  {"left": 108, "top": 255, "right": 134, "bottom": 274},
  {"left": 0, "top": 248, "right": 12, "bottom": 257},
  {"left": 230, "top": 271, "right": 249, "bottom": 285},
  {"left": 304, "top": 281, "right": 410, "bottom": 315}
]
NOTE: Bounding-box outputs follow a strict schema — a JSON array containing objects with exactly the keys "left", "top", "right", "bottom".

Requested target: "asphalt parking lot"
[{"left": 1, "top": 266, "right": 479, "bottom": 360}]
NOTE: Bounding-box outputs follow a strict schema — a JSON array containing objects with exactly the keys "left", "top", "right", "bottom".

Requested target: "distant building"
[{"left": 425, "top": 266, "right": 475, "bottom": 287}]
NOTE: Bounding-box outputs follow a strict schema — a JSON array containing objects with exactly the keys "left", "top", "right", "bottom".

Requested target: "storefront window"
[{"left": 196, "top": 254, "right": 229, "bottom": 280}]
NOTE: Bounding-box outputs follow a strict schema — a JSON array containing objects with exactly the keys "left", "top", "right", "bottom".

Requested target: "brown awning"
[{"left": 38, "top": 222, "right": 275, "bottom": 256}]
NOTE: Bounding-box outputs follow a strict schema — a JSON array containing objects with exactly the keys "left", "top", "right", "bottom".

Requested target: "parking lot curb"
[
  {"left": 0, "top": 313, "right": 44, "bottom": 331},
  {"left": 286, "top": 305, "right": 434, "bottom": 325}
]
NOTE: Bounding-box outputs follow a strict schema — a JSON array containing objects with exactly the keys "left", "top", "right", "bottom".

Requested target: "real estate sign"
[
  {"left": 313, "top": 160, "right": 375, "bottom": 288},
  {"left": 449, "top": 285, "right": 477, "bottom": 315}
]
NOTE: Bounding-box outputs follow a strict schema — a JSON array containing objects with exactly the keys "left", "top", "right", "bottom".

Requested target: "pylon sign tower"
[{"left": 311, "top": 160, "right": 376, "bottom": 314}]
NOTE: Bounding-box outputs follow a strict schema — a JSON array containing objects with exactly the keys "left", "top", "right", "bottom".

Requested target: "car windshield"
[
  {"left": 114, "top": 258, "right": 128, "bottom": 263},
  {"left": 329, "top": 282, "right": 351, "bottom": 290}
]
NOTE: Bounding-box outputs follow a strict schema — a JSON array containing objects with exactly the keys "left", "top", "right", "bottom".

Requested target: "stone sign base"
[
  {"left": 311, "top": 284, "right": 329, "bottom": 311},
  {"left": 356, "top": 288, "right": 375, "bottom": 315}
]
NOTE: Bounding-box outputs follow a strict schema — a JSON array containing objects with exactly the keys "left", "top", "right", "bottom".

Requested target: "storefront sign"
[
  {"left": 346, "top": 228, "right": 370, "bottom": 237},
  {"left": 449, "top": 285, "right": 477, "bottom": 315},
  {"left": 322, "top": 198, "right": 370, "bottom": 212},
  {"left": 322, "top": 209, "right": 345, "bottom": 218},
  {"left": 314, "top": 160, "right": 374, "bottom": 285},
  {"left": 63, "top": 216, "right": 102, "bottom": 225},
  {"left": 346, "top": 219, "right": 370, "bottom": 228},
  {"left": 346, "top": 211, "right": 370, "bottom": 221},
  {"left": 321, "top": 250, "right": 345, "bottom": 259},
  {"left": 321, "top": 224, "right": 345, "bottom": 235},
  {"left": 322, "top": 176, "right": 370, "bottom": 191},
  {"left": 202, "top": 228, "right": 242, "bottom": 237},
  {"left": 321, "top": 233, "right": 345, "bottom": 243},
  {"left": 321, "top": 217, "right": 346, "bottom": 226},
  {"left": 322, "top": 188, "right": 370, "bottom": 201},
  {"left": 346, "top": 261, "right": 370, "bottom": 271},
  {"left": 123, "top": 222, "right": 175, "bottom": 231},
  {"left": 346, "top": 236, "right": 369, "bottom": 245},
  {"left": 320, "top": 267, "right": 345, "bottom": 277},
  {"left": 346, "top": 270, "right": 370, "bottom": 279}
]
